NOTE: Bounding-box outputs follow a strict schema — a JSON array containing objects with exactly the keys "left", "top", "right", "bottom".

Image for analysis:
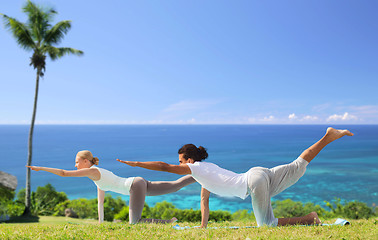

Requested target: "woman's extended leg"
[
  {"left": 146, "top": 175, "right": 196, "bottom": 196},
  {"left": 128, "top": 177, "right": 186, "bottom": 224},
  {"left": 299, "top": 127, "right": 353, "bottom": 163}
]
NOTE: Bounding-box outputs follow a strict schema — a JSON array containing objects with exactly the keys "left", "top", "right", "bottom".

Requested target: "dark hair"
[{"left": 178, "top": 144, "right": 208, "bottom": 162}]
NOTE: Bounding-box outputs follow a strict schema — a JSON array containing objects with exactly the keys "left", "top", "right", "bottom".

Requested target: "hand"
[
  {"left": 116, "top": 159, "right": 137, "bottom": 167},
  {"left": 26, "top": 166, "right": 42, "bottom": 171}
]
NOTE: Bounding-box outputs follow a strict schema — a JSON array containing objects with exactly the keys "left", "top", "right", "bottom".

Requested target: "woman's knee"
[
  {"left": 129, "top": 177, "right": 147, "bottom": 224},
  {"left": 130, "top": 177, "right": 147, "bottom": 193}
]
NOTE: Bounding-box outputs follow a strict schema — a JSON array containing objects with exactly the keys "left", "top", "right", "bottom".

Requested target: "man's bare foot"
[
  {"left": 326, "top": 127, "right": 354, "bottom": 142},
  {"left": 307, "top": 212, "right": 322, "bottom": 225},
  {"left": 169, "top": 217, "right": 178, "bottom": 223}
]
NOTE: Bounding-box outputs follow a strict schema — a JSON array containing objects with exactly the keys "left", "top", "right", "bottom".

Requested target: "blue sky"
[{"left": 1, "top": 0, "right": 377, "bottom": 124}]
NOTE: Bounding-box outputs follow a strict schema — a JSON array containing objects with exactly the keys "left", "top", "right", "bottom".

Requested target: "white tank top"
[
  {"left": 187, "top": 162, "right": 249, "bottom": 199},
  {"left": 90, "top": 166, "right": 135, "bottom": 195}
]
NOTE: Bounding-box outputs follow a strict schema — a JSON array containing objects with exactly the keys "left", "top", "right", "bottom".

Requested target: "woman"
[
  {"left": 27, "top": 150, "right": 195, "bottom": 224},
  {"left": 117, "top": 127, "right": 354, "bottom": 227}
]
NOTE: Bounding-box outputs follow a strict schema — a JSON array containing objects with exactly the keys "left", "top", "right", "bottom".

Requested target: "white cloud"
[
  {"left": 288, "top": 113, "right": 319, "bottom": 122},
  {"left": 263, "top": 115, "right": 275, "bottom": 121},
  {"left": 302, "top": 115, "right": 319, "bottom": 121},
  {"left": 288, "top": 113, "right": 297, "bottom": 119},
  {"left": 247, "top": 115, "right": 276, "bottom": 124},
  {"left": 327, "top": 112, "right": 358, "bottom": 122},
  {"left": 187, "top": 118, "right": 196, "bottom": 124}
]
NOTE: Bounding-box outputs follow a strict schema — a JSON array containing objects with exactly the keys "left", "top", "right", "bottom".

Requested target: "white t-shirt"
[
  {"left": 91, "top": 166, "right": 135, "bottom": 195},
  {"left": 187, "top": 162, "right": 249, "bottom": 199}
]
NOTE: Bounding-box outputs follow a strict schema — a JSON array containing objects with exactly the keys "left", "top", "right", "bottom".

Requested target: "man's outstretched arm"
[{"left": 117, "top": 159, "right": 191, "bottom": 175}]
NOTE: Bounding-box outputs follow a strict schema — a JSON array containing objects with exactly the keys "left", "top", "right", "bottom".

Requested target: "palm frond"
[
  {"left": 1, "top": 14, "right": 35, "bottom": 50},
  {"left": 45, "top": 46, "right": 83, "bottom": 60},
  {"left": 44, "top": 46, "right": 59, "bottom": 60},
  {"left": 23, "top": 0, "right": 57, "bottom": 43},
  {"left": 44, "top": 20, "right": 72, "bottom": 45}
]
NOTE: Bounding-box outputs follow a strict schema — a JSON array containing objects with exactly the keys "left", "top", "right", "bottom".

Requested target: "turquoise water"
[{"left": 1, "top": 125, "right": 377, "bottom": 212}]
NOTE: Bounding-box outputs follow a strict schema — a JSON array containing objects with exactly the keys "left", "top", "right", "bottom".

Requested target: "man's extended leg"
[
  {"left": 299, "top": 127, "right": 353, "bottom": 163},
  {"left": 249, "top": 168, "right": 321, "bottom": 227},
  {"left": 275, "top": 127, "right": 353, "bottom": 226},
  {"left": 269, "top": 128, "right": 353, "bottom": 198}
]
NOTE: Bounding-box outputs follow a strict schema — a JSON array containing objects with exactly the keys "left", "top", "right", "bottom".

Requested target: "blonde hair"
[{"left": 77, "top": 150, "right": 99, "bottom": 165}]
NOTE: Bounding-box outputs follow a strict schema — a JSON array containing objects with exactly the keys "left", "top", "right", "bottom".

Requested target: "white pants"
[{"left": 246, "top": 157, "right": 308, "bottom": 227}]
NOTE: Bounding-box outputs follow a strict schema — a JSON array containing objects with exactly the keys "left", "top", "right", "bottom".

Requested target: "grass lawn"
[{"left": 1, "top": 216, "right": 377, "bottom": 239}]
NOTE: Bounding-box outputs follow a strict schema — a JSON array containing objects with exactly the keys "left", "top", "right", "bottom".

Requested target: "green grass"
[{"left": 1, "top": 216, "right": 377, "bottom": 239}]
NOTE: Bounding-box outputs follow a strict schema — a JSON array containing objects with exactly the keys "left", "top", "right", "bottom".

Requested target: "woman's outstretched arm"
[
  {"left": 116, "top": 159, "right": 191, "bottom": 175},
  {"left": 97, "top": 187, "right": 105, "bottom": 224},
  {"left": 26, "top": 166, "right": 100, "bottom": 180}
]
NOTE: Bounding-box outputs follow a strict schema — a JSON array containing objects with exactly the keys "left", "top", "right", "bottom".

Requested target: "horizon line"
[{"left": 0, "top": 123, "right": 376, "bottom": 126}]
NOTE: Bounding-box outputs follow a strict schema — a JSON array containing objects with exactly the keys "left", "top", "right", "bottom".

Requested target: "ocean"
[{"left": 0, "top": 125, "right": 377, "bottom": 212}]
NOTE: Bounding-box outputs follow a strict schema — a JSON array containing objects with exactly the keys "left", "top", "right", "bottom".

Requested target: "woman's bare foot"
[
  {"left": 326, "top": 127, "right": 354, "bottom": 142},
  {"left": 169, "top": 217, "right": 178, "bottom": 223}
]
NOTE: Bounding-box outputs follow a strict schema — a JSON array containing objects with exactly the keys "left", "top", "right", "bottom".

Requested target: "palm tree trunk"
[{"left": 23, "top": 68, "right": 41, "bottom": 216}]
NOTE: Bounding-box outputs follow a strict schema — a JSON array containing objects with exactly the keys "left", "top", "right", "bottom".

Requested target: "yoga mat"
[
  {"left": 322, "top": 218, "right": 350, "bottom": 226},
  {"left": 173, "top": 218, "right": 350, "bottom": 230}
]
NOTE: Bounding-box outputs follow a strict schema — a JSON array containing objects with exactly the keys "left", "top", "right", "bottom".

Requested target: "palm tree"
[{"left": 1, "top": 0, "right": 83, "bottom": 215}]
